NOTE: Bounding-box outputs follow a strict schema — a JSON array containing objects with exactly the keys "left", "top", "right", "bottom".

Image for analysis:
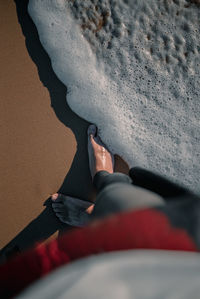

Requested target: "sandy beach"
[
  {"left": 0, "top": 0, "right": 128, "bottom": 257},
  {"left": 0, "top": 0, "right": 87, "bottom": 253}
]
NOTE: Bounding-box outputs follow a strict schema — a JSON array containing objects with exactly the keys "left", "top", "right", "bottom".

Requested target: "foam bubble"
[{"left": 28, "top": 0, "right": 200, "bottom": 193}]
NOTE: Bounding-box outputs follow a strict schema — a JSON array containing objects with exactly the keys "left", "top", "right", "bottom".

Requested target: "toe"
[
  {"left": 52, "top": 207, "right": 64, "bottom": 213},
  {"left": 51, "top": 193, "right": 63, "bottom": 203},
  {"left": 52, "top": 203, "right": 63, "bottom": 209},
  {"left": 87, "top": 124, "right": 97, "bottom": 137},
  {"left": 51, "top": 193, "right": 59, "bottom": 201},
  {"left": 55, "top": 212, "right": 66, "bottom": 219},
  {"left": 54, "top": 213, "right": 68, "bottom": 224}
]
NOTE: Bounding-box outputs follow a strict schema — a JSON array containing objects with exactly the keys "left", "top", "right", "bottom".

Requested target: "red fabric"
[
  {"left": 58, "top": 209, "right": 197, "bottom": 259},
  {"left": 0, "top": 209, "right": 197, "bottom": 298}
]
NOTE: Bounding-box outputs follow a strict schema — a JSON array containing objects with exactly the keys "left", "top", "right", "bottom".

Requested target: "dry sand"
[
  {"left": 0, "top": 0, "right": 128, "bottom": 258},
  {"left": 0, "top": 0, "right": 77, "bottom": 252}
]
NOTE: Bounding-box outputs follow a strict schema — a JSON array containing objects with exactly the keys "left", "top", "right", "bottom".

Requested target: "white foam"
[{"left": 28, "top": 0, "right": 200, "bottom": 193}]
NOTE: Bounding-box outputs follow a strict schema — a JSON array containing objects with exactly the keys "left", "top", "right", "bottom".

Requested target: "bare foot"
[
  {"left": 51, "top": 193, "right": 94, "bottom": 227},
  {"left": 51, "top": 125, "right": 113, "bottom": 226},
  {"left": 88, "top": 124, "right": 114, "bottom": 179}
]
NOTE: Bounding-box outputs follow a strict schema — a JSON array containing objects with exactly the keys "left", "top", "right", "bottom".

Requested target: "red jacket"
[{"left": 0, "top": 208, "right": 197, "bottom": 298}]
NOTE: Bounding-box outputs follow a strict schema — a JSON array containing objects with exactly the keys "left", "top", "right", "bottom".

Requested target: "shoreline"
[{"left": 0, "top": 1, "right": 129, "bottom": 254}]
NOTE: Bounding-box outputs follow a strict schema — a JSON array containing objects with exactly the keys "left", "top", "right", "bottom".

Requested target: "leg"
[
  {"left": 87, "top": 125, "right": 164, "bottom": 219},
  {"left": 91, "top": 171, "right": 164, "bottom": 219},
  {"left": 51, "top": 125, "right": 164, "bottom": 226},
  {"left": 51, "top": 123, "right": 115, "bottom": 227}
]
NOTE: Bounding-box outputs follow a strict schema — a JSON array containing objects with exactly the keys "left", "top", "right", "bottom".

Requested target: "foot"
[
  {"left": 51, "top": 193, "right": 94, "bottom": 227},
  {"left": 88, "top": 124, "right": 114, "bottom": 179}
]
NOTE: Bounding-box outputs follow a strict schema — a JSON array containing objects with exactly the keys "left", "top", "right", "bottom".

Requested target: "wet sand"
[{"left": 0, "top": 0, "right": 128, "bottom": 257}]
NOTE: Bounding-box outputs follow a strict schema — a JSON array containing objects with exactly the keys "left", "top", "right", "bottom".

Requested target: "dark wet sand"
[{"left": 0, "top": 0, "right": 129, "bottom": 258}]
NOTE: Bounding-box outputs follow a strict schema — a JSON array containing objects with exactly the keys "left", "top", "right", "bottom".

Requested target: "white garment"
[{"left": 17, "top": 250, "right": 200, "bottom": 299}]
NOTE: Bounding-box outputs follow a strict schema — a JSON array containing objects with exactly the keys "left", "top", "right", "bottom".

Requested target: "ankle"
[{"left": 95, "top": 167, "right": 113, "bottom": 175}]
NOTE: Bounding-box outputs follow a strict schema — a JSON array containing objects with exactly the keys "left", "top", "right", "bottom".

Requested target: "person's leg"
[
  {"left": 93, "top": 170, "right": 132, "bottom": 191},
  {"left": 51, "top": 124, "right": 164, "bottom": 226},
  {"left": 87, "top": 125, "right": 164, "bottom": 219},
  {"left": 91, "top": 170, "right": 164, "bottom": 219},
  {"left": 51, "top": 123, "right": 116, "bottom": 227}
]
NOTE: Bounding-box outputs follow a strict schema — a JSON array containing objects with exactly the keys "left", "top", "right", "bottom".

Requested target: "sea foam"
[{"left": 28, "top": 0, "right": 200, "bottom": 193}]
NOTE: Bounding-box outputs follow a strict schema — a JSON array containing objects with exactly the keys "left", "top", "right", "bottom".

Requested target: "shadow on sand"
[
  {"left": 0, "top": 0, "right": 129, "bottom": 263},
  {"left": 0, "top": 0, "right": 94, "bottom": 262}
]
